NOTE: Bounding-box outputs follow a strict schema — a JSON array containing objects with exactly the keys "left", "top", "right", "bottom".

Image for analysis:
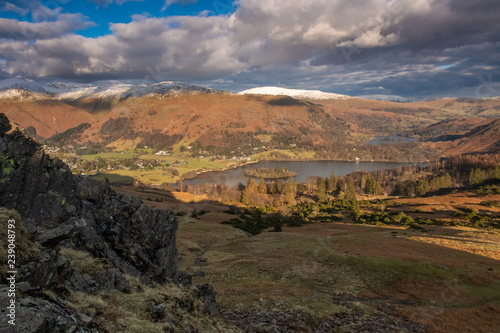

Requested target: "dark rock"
[
  {"left": 0, "top": 113, "right": 11, "bottom": 135},
  {"left": 487, "top": 267, "right": 494, "bottom": 272},
  {"left": 173, "top": 271, "right": 192, "bottom": 287},
  {"left": 151, "top": 304, "right": 166, "bottom": 321},
  {"left": 17, "top": 281, "right": 32, "bottom": 293},
  {"left": 0, "top": 113, "right": 179, "bottom": 284},
  {"left": 36, "top": 223, "right": 75, "bottom": 246},
  {"left": 95, "top": 268, "right": 130, "bottom": 293},
  {"left": 194, "top": 284, "right": 219, "bottom": 313},
  {"left": 17, "top": 296, "right": 94, "bottom": 333},
  {"left": 19, "top": 251, "right": 69, "bottom": 290},
  {"left": 66, "top": 270, "right": 98, "bottom": 294},
  {"left": 0, "top": 114, "right": 227, "bottom": 332},
  {"left": 0, "top": 284, "right": 93, "bottom": 333}
]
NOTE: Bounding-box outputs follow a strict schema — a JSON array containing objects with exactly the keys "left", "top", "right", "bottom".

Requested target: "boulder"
[
  {"left": 36, "top": 223, "right": 75, "bottom": 247},
  {"left": 95, "top": 268, "right": 130, "bottom": 293}
]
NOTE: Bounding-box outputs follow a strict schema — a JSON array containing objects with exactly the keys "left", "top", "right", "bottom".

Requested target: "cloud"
[
  {"left": 0, "top": 14, "right": 94, "bottom": 40},
  {"left": 1, "top": 2, "right": 29, "bottom": 16},
  {"left": 163, "top": 0, "right": 197, "bottom": 9},
  {"left": 0, "top": 0, "right": 499, "bottom": 98},
  {"left": 87, "top": 0, "right": 144, "bottom": 8},
  {"left": 0, "top": 15, "right": 243, "bottom": 80}
]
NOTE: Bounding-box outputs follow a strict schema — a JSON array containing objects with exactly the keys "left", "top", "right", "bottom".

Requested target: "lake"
[{"left": 184, "top": 160, "right": 422, "bottom": 187}]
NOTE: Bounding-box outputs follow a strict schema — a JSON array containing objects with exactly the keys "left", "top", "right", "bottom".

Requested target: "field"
[
  {"left": 113, "top": 185, "right": 500, "bottom": 332},
  {"left": 53, "top": 149, "right": 247, "bottom": 184}
]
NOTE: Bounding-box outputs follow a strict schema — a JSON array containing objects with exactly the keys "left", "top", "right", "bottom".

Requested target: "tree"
[
  {"left": 415, "top": 179, "right": 430, "bottom": 196},
  {"left": 176, "top": 179, "right": 185, "bottom": 192},
  {"left": 306, "top": 176, "right": 317, "bottom": 193},
  {"left": 284, "top": 181, "right": 297, "bottom": 206},
  {"left": 351, "top": 200, "right": 361, "bottom": 221},
  {"left": 316, "top": 177, "right": 327, "bottom": 202},
  {"left": 327, "top": 171, "right": 337, "bottom": 194},
  {"left": 491, "top": 166, "right": 500, "bottom": 180},
  {"left": 258, "top": 176, "right": 267, "bottom": 194},
  {"left": 343, "top": 176, "right": 356, "bottom": 203},
  {"left": 268, "top": 181, "right": 278, "bottom": 194},
  {"left": 161, "top": 182, "right": 169, "bottom": 191},
  {"left": 241, "top": 187, "right": 251, "bottom": 205},
  {"left": 365, "top": 178, "right": 384, "bottom": 195},
  {"left": 242, "top": 177, "right": 258, "bottom": 205},
  {"left": 469, "top": 168, "right": 485, "bottom": 185}
]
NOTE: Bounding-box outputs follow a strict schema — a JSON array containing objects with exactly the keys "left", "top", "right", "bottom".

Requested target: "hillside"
[
  {"left": 1, "top": 78, "right": 499, "bottom": 158},
  {"left": 0, "top": 98, "right": 97, "bottom": 138},
  {"left": 424, "top": 118, "right": 500, "bottom": 155}
]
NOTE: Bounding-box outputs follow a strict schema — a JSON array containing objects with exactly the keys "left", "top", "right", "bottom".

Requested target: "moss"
[
  {"left": 0, "top": 155, "right": 14, "bottom": 175},
  {"left": 45, "top": 272, "right": 54, "bottom": 285}
]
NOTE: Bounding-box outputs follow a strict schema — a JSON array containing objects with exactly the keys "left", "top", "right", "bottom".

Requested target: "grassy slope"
[{"left": 113, "top": 185, "right": 500, "bottom": 333}]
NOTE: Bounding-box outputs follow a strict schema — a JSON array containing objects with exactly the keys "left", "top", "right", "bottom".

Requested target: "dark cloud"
[
  {"left": 0, "top": 14, "right": 94, "bottom": 40},
  {"left": 0, "top": 0, "right": 499, "bottom": 98}
]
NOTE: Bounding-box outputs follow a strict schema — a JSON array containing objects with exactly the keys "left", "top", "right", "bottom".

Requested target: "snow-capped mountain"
[
  {"left": 238, "top": 86, "right": 349, "bottom": 100},
  {"left": 0, "top": 77, "right": 53, "bottom": 98},
  {"left": 57, "top": 81, "right": 222, "bottom": 100},
  {"left": 0, "top": 77, "right": 222, "bottom": 100},
  {"left": 357, "top": 94, "right": 411, "bottom": 103}
]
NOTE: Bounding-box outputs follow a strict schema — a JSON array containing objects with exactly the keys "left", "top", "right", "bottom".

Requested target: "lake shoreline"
[
  {"left": 181, "top": 157, "right": 427, "bottom": 181},
  {"left": 183, "top": 159, "right": 428, "bottom": 187}
]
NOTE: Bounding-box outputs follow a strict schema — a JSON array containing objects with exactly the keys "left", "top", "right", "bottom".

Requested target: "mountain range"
[
  {"left": 1, "top": 77, "right": 499, "bottom": 157},
  {"left": 0, "top": 77, "right": 222, "bottom": 100}
]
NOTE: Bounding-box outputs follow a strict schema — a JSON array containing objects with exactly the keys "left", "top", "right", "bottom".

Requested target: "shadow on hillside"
[
  {"left": 266, "top": 96, "right": 304, "bottom": 106},
  {"left": 110, "top": 184, "right": 232, "bottom": 217},
  {"left": 91, "top": 173, "right": 134, "bottom": 185}
]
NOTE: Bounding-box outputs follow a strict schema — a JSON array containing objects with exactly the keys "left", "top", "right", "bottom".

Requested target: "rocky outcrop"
[
  {"left": 0, "top": 284, "right": 96, "bottom": 333},
  {"left": 0, "top": 114, "right": 227, "bottom": 333},
  {"left": 0, "top": 113, "right": 178, "bottom": 283}
]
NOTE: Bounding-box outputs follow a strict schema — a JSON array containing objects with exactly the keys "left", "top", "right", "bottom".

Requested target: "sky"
[{"left": 0, "top": 0, "right": 499, "bottom": 99}]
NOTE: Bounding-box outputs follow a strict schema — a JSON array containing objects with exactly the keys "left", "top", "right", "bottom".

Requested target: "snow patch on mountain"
[
  {"left": 0, "top": 77, "right": 50, "bottom": 95},
  {"left": 238, "top": 86, "right": 349, "bottom": 100}
]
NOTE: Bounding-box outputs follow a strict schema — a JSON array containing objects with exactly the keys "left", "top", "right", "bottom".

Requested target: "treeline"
[
  {"left": 244, "top": 167, "right": 297, "bottom": 179},
  {"left": 45, "top": 123, "right": 91, "bottom": 146},
  {"left": 175, "top": 154, "right": 500, "bottom": 209}
]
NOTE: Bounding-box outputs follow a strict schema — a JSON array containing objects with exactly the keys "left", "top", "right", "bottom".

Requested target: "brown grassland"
[{"left": 114, "top": 185, "right": 500, "bottom": 333}]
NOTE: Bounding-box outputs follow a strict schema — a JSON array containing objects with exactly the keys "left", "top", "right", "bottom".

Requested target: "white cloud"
[
  {"left": 1, "top": 2, "right": 29, "bottom": 16},
  {"left": 88, "top": 0, "right": 144, "bottom": 8},
  {"left": 163, "top": 0, "right": 197, "bottom": 10}
]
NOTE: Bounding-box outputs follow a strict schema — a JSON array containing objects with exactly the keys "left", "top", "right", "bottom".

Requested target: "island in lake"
[{"left": 244, "top": 167, "right": 297, "bottom": 179}]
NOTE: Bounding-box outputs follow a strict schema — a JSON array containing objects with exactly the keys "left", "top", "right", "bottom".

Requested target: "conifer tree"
[
  {"left": 258, "top": 176, "right": 267, "bottom": 194},
  {"left": 327, "top": 171, "right": 337, "bottom": 194},
  {"left": 316, "top": 177, "right": 327, "bottom": 202}
]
